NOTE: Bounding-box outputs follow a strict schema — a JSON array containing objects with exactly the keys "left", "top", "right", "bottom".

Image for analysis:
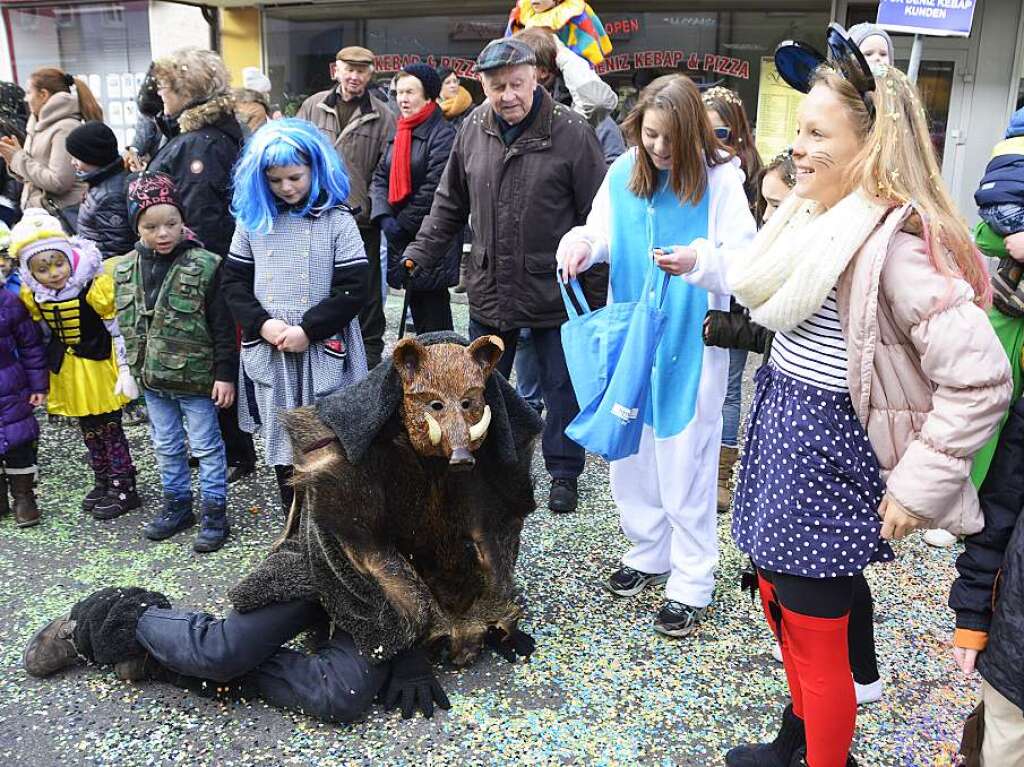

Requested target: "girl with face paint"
[{"left": 11, "top": 209, "right": 139, "bottom": 523}]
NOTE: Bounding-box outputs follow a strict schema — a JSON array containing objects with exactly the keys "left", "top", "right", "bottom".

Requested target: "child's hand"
[
  {"left": 952, "top": 645, "right": 979, "bottom": 675},
  {"left": 211, "top": 380, "right": 236, "bottom": 409},
  {"left": 260, "top": 318, "right": 289, "bottom": 345},
  {"left": 29, "top": 392, "right": 46, "bottom": 407},
  {"left": 1006, "top": 232, "right": 1024, "bottom": 263},
  {"left": 653, "top": 246, "right": 698, "bottom": 276},
  {"left": 877, "top": 493, "right": 923, "bottom": 540},
  {"left": 276, "top": 326, "right": 310, "bottom": 353}
]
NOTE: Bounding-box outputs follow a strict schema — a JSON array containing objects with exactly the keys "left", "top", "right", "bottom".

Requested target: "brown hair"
[
  {"left": 621, "top": 74, "right": 729, "bottom": 204},
  {"left": 30, "top": 67, "right": 103, "bottom": 122},
  {"left": 703, "top": 86, "right": 763, "bottom": 204},
  {"left": 513, "top": 28, "right": 557, "bottom": 75},
  {"left": 754, "top": 149, "right": 797, "bottom": 223},
  {"left": 811, "top": 65, "right": 990, "bottom": 306}
]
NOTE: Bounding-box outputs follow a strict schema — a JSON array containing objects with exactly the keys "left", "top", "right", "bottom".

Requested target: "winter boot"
[
  {"left": 93, "top": 475, "right": 142, "bottom": 520},
  {"left": 718, "top": 445, "right": 740, "bottom": 512},
  {"left": 789, "top": 748, "right": 857, "bottom": 766},
  {"left": 0, "top": 473, "right": 9, "bottom": 518},
  {"left": 9, "top": 472, "right": 39, "bottom": 528},
  {"left": 548, "top": 477, "right": 579, "bottom": 513},
  {"left": 193, "top": 500, "right": 229, "bottom": 553},
  {"left": 82, "top": 474, "right": 108, "bottom": 514},
  {"left": 22, "top": 614, "right": 81, "bottom": 677},
  {"left": 725, "top": 704, "right": 806, "bottom": 767},
  {"left": 143, "top": 496, "right": 195, "bottom": 541}
]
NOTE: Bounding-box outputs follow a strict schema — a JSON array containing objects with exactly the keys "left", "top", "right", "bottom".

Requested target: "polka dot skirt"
[{"left": 732, "top": 364, "right": 894, "bottom": 578}]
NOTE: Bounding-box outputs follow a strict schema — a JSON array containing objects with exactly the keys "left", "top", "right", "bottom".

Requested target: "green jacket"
[{"left": 113, "top": 246, "right": 221, "bottom": 396}]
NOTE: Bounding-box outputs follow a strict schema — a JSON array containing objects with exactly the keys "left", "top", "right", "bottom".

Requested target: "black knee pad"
[{"left": 71, "top": 587, "right": 172, "bottom": 665}]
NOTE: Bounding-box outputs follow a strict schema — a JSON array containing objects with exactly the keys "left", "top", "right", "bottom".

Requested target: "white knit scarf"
[{"left": 728, "top": 191, "right": 891, "bottom": 332}]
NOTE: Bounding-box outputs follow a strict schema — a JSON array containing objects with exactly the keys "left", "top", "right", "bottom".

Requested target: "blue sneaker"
[
  {"left": 143, "top": 496, "right": 195, "bottom": 541},
  {"left": 193, "top": 501, "right": 229, "bottom": 553}
]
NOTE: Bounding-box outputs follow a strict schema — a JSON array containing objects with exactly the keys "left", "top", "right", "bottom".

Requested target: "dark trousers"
[
  {"left": 219, "top": 400, "right": 256, "bottom": 469},
  {"left": 1, "top": 440, "right": 36, "bottom": 471},
  {"left": 135, "top": 599, "right": 389, "bottom": 723},
  {"left": 358, "top": 225, "right": 385, "bottom": 369},
  {"left": 468, "top": 318, "right": 584, "bottom": 480},
  {"left": 409, "top": 288, "right": 453, "bottom": 334}
]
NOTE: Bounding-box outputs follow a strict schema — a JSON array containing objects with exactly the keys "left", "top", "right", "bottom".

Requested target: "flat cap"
[
  {"left": 336, "top": 46, "right": 374, "bottom": 65},
  {"left": 475, "top": 38, "right": 536, "bottom": 73}
]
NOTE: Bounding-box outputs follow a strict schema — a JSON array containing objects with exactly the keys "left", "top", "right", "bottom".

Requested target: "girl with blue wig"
[{"left": 222, "top": 118, "right": 370, "bottom": 510}]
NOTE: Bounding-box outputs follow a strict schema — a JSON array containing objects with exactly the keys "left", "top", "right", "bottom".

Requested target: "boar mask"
[{"left": 393, "top": 335, "right": 504, "bottom": 470}]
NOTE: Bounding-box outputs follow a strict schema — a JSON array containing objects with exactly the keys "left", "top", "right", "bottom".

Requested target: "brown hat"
[{"left": 336, "top": 46, "right": 374, "bottom": 66}]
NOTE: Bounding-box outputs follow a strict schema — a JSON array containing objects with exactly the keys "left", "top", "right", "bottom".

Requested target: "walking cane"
[{"left": 398, "top": 259, "right": 414, "bottom": 340}]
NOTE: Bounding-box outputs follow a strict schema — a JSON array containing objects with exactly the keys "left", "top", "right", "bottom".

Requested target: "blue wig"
[{"left": 231, "top": 118, "right": 351, "bottom": 234}]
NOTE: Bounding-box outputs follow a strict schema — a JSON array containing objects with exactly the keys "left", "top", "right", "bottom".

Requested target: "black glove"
[
  {"left": 382, "top": 647, "right": 451, "bottom": 720},
  {"left": 485, "top": 625, "right": 535, "bottom": 663}
]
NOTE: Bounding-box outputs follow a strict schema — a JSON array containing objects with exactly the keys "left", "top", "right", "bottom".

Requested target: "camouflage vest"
[{"left": 113, "top": 247, "right": 221, "bottom": 396}]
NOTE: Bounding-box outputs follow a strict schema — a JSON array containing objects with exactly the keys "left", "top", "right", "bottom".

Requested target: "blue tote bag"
[{"left": 559, "top": 265, "right": 671, "bottom": 461}]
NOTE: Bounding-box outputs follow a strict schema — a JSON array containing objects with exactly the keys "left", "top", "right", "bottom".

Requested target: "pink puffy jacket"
[{"left": 837, "top": 204, "right": 1012, "bottom": 535}]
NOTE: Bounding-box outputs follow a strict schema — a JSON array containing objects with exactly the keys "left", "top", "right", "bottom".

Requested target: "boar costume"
[{"left": 22, "top": 333, "right": 544, "bottom": 722}]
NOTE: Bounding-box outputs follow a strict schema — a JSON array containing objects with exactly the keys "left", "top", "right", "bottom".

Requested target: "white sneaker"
[
  {"left": 855, "top": 679, "right": 883, "bottom": 706},
  {"left": 923, "top": 529, "right": 958, "bottom": 548}
]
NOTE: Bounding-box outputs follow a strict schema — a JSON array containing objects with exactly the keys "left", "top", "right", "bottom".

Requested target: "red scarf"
[{"left": 388, "top": 101, "right": 437, "bottom": 205}]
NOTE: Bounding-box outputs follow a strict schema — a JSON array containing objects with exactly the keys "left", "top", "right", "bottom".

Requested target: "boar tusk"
[
  {"left": 424, "top": 412, "right": 442, "bottom": 446},
  {"left": 469, "top": 405, "right": 491, "bottom": 442}
]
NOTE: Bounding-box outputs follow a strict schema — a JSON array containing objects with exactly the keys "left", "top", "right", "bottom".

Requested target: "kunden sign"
[{"left": 877, "top": 0, "right": 977, "bottom": 37}]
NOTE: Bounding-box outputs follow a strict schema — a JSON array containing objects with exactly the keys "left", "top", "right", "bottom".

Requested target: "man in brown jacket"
[
  {"left": 297, "top": 46, "right": 396, "bottom": 368},
  {"left": 403, "top": 38, "right": 606, "bottom": 513}
]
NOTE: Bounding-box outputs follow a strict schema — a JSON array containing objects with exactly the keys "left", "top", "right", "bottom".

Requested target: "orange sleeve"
[{"left": 953, "top": 628, "right": 989, "bottom": 651}]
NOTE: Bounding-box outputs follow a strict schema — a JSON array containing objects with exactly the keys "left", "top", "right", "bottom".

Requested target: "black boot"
[
  {"left": 0, "top": 472, "right": 9, "bottom": 517},
  {"left": 93, "top": 475, "right": 142, "bottom": 520},
  {"left": 789, "top": 748, "right": 857, "bottom": 767},
  {"left": 548, "top": 477, "right": 578, "bottom": 513},
  {"left": 193, "top": 500, "right": 229, "bottom": 553},
  {"left": 82, "top": 474, "right": 107, "bottom": 514},
  {"left": 726, "top": 704, "right": 805, "bottom": 767},
  {"left": 143, "top": 496, "right": 195, "bottom": 541}
]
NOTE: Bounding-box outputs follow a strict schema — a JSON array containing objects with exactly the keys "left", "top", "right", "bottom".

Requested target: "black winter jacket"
[
  {"left": 369, "top": 107, "right": 461, "bottom": 291},
  {"left": 949, "top": 397, "right": 1024, "bottom": 711},
  {"left": 76, "top": 160, "right": 134, "bottom": 259},
  {"left": 147, "top": 95, "right": 242, "bottom": 257}
]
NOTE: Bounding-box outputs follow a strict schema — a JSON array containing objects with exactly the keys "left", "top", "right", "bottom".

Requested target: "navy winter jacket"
[{"left": 76, "top": 160, "right": 134, "bottom": 259}]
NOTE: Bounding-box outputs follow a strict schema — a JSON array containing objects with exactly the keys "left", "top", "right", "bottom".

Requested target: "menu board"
[{"left": 754, "top": 57, "right": 805, "bottom": 162}]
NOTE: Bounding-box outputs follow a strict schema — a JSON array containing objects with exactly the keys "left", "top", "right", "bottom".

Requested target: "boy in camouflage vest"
[{"left": 113, "top": 172, "right": 238, "bottom": 552}]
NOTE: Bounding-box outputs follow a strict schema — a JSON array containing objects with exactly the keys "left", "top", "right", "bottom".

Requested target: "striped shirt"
[{"left": 769, "top": 288, "right": 849, "bottom": 392}]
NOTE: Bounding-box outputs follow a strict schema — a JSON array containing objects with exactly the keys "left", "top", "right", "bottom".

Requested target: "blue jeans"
[
  {"left": 144, "top": 388, "right": 227, "bottom": 505},
  {"left": 721, "top": 348, "right": 748, "bottom": 448},
  {"left": 513, "top": 328, "right": 544, "bottom": 412}
]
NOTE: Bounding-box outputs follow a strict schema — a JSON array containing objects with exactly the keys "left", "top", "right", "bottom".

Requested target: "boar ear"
[
  {"left": 393, "top": 338, "right": 427, "bottom": 384},
  {"left": 467, "top": 335, "right": 505, "bottom": 378}
]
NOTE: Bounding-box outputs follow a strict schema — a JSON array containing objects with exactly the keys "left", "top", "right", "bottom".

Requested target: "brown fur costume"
[{"left": 228, "top": 332, "right": 543, "bottom": 665}]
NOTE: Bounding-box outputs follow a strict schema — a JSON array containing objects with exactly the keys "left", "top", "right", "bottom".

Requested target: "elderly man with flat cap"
[
  {"left": 298, "top": 46, "right": 396, "bottom": 368},
  {"left": 403, "top": 38, "right": 606, "bottom": 513}
]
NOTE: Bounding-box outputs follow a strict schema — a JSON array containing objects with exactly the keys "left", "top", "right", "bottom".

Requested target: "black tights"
[{"left": 761, "top": 568, "right": 879, "bottom": 685}]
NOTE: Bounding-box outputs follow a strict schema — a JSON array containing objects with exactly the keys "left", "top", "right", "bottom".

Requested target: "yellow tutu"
[{"left": 46, "top": 349, "right": 128, "bottom": 417}]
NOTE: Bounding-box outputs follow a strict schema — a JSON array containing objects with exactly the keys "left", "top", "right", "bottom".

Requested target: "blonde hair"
[
  {"left": 153, "top": 47, "right": 232, "bottom": 106},
  {"left": 812, "top": 65, "right": 990, "bottom": 305}
]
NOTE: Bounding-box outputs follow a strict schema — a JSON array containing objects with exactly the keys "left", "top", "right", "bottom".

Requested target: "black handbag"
[{"left": 958, "top": 702, "right": 985, "bottom": 767}]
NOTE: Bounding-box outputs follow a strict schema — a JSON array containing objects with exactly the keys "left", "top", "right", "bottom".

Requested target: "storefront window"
[
  {"left": 264, "top": 5, "right": 827, "bottom": 133},
  {"left": 3, "top": 2, "right": 151, "bottom": 147}
]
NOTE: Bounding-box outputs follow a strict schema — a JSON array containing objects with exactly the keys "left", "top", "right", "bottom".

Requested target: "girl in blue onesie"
[{"left": 558, "top": 74, "right": 755, "bottom": 637}]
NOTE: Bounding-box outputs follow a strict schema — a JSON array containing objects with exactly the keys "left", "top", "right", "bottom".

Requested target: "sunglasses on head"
[
  {"left": 774, "top": 23, "right": 876, "bottom": 120},
  {"left": 713, "top": 126, "right": 732, "bottom": 141}
]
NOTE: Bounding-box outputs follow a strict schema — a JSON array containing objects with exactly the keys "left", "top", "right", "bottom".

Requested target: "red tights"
[{"left": 757, "top": 572, "right": 856, "bottom": 767}]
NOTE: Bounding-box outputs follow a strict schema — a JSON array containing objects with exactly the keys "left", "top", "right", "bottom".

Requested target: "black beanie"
[
  {"left": 66, "top": 121, "right": 120, "bottom": 168},
  {"left": 401, "top": 63, "right": 442, "bottom": 102}
]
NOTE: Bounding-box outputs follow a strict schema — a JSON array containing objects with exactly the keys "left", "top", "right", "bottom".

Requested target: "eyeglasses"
[
  {"left": 774, "top": 23, "right": 876, "bottom": 121},
  {"left": 713, "top": 126, "right": 732, "bottom": 141}
]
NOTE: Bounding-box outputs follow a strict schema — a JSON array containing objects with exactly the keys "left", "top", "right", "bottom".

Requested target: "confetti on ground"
[{"left": 0, "top": 296, "right": 974, "bottom": 766}]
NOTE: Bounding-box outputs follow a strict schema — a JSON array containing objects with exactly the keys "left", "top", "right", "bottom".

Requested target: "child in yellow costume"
[
  {"left": 12, "top": 209, "right": 141, "bottom": 520},
  {"left": 505, "top": 0, "right": 612, "bottom": 66}
]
